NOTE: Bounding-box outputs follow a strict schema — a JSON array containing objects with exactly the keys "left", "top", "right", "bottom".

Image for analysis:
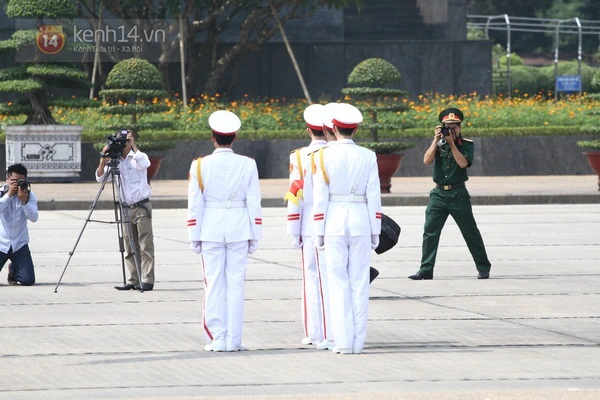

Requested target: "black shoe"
[
  {"left": 7, "top": 263, "right": 17, "bottom": 285},
  {"left": 135, "top": 283, "right": 154, "bottom": 291},
  {"left": 369, "top": 267, "right": 379, "bottom": 284},
  {"left": 114, "top": 283, "right": 136, "bottom": 290},
  {"left": 478, "top": 272, "right": 490, "bottom": 279},
  {"left": 408, "top": 270, "right": 433, "bottom": 280}
]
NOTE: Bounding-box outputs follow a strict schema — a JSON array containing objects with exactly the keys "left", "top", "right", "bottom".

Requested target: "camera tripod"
[{"left": 54, "top": 159, "right": 144, "bottom": 293}]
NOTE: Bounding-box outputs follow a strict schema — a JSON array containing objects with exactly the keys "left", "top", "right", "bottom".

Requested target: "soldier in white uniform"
[
  {"left": 285, "top": 104, "right": 333, "bottom": 350},
  {"left": 187, "top": 110, "right": 263, "bottom": 352},
  {"left": 312, "top": 103, "right": 382, "bottom": 355}
]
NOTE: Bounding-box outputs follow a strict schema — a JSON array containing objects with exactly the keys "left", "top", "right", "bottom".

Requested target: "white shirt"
[
  {"left": 188, "top": 148, "right": 263, "bottom": 243},
  {"left": 96, "top": 150, "right": 152, "bottom": 205},
  {"left": 0, "top": 185, "right": 39, "bottom": 253}
]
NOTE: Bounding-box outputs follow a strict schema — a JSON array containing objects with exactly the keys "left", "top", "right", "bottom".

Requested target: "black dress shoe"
[
  {"left": 7, "top": 263, "right": 17, "bottom": 285},
  {"left": 114, "top": 284, "right": 136, "bottom": 290},
  {"left": 369, "top": 267, "right": 379, "bottom": 284},
  {"left": 135, "top": 283, "right": 154, "bottom": 291},
  {"left": 408, "top": 271, "right": 433, "bottom": 280},
  {"left": 478, "top": 272, "right": 490, "bottom": 279}
]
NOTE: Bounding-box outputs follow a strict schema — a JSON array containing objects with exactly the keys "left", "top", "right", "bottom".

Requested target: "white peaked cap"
[
  {"left": 208, "top": 110, "right": 241, "bottom": 136},
  {"left": 322, "top": 102, "right": 340, "bottom": 130},
  {"left": 332, "top": 103, "right": 363, "bottom": 129},
  {"left": 303, "top": 104, "right": 324, "bottom": 131}
]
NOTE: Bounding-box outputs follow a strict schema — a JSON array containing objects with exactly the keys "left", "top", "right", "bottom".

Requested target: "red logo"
[{"left": 36, "top": 26, "right": 65, "bottom": 55}]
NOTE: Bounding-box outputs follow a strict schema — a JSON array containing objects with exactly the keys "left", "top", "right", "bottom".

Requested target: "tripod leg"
[
  {"left": 55, "top": 172, "right": 111, "bottom": 293},
  {"left": 111, "top": 178, "right": 127, "bottom": 286}
]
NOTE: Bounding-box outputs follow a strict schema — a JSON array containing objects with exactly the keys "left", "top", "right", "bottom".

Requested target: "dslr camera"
[
  {"left": 437, "top": 126, "right": 455, "bottom": 147},
  {"left": 17, "top": 179, "right": 31, "bottom": 193},
  {"left": 102, "top": 129, "right": 129, "bottom": 159}
]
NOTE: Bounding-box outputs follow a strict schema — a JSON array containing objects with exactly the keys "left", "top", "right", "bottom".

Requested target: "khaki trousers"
[{"left": 123, "top": 203, "right": 155, "bottom": 285}]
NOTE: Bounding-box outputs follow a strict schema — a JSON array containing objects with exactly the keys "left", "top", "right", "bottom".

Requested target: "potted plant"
[
  {"left": 0, "top": 0, "right": 91, "bottom": 181},
  {"left": 341, "top": 58, "right": 414, "bottom": 193},
  {"left": 576, "top": 140, "right": 600, "bottom": 190},
  {"left": 98, "top": 58, "right": 175, "bottom": 181}
]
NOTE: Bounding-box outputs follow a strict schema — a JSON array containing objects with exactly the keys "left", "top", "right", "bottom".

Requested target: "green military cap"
[{"left": 438, "top": 108, "right": 464, "bottom": 124}]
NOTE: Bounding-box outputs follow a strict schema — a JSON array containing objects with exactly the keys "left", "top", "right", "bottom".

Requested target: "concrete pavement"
[
  {"left": 1, "top": 199, "right": 599, "bottom": 398},
  {"left": 30, "top": 175, "right": 600, "bottom": 210}
]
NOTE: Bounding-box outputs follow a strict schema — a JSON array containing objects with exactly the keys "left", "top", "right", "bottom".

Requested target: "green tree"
[{"left": 0, "top": 0, "right": 91, "bottom": 124}]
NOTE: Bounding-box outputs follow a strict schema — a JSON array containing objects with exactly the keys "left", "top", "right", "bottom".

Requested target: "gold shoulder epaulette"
[
  {"left": 291, "top": 147, "right": 305, "bottom": 154},
  {"left": 462, "top": 138, "right": 474, "bottom": 143}
]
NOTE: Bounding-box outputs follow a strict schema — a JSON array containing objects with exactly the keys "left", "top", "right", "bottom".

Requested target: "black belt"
[
  {"left": 129, "top": 198, "right": 150, "bottom": 208},
  {"left": 436, "top": 183, "right": 465, "bottom": 191}
]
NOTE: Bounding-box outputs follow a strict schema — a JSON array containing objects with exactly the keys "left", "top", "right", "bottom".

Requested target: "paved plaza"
[{"left": 1, "top": 176, "right": 599, "bottom": 399}]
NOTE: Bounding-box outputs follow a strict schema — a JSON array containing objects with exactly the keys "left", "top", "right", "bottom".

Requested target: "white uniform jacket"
[
  {"left": 312, "top": 139, "right": 382, "bottom": 237},
  {"left": 286, "top": 140, "right": 327, "bottom": 237},
  {"left": 187, "top": 148, "right": 262, "bottom": 243}
]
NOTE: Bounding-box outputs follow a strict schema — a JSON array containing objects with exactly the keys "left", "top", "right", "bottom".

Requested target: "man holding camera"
[
  {"left": 409, "top": 108, "right": 491, "bottom": 281},
  {"left": 0, "top": 164, "right": 38, "bottom": 286},
  {"left": 96, "top": 130, "right": 156, "bottom": 291}
]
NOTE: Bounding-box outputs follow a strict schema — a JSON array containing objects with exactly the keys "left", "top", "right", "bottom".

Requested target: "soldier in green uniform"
[{"left": 409, "top": 108, "right": 491, "bottom": 280}]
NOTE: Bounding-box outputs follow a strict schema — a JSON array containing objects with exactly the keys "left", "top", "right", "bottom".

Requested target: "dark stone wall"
[
  {"left": 187, "top": 40, "right": 492, "bottom": 100},
  {"left": 22, "top": 135, "right": 593, "bottom": 183}
]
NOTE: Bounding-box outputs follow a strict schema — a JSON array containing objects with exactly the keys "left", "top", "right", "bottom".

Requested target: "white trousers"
[
  {"left": 300, "top": 236, "right": 331, "bottom": 341},
  {"left": 325, "top": 233, "right": 371, "bottom": 353},
  {"left": 201, "top": 240, "right": 248, "bottom": 348}
]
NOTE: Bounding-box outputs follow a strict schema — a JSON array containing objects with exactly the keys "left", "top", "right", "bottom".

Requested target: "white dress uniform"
[
  {"left": 187, "top": 110, "right": 263, "bottom": 352},
  {"left": 286, "top": 104, "right": 331, "bottom": 347},
  {"left": 312, "top": 104, "right": 382, "bottom": 354}
]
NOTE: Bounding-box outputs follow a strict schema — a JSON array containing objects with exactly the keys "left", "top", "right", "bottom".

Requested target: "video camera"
[{"left": 102, "top": 129, "right": 130, "bottom": 159}]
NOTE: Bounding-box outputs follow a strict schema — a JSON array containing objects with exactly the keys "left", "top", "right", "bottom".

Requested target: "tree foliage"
[
  {"left": 0, "top": 0, "right": 90, "bottom": 124},
  {"left": 468, "top": 0, "right": 600, "bottom": 53},
  {"left": 78, "top": 0, "right": 361, "bottom": 95}
]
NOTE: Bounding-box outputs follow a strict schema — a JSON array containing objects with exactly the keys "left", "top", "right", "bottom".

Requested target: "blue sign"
[{"left": 556, "top": 75, "right": 581, "bottom": 92}]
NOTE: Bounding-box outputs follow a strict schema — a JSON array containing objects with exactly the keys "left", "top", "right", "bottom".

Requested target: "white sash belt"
[
  {"left": 329, "top": 194, "right": 366, "bottom": 203},
  {"left": 204, "top": 200, "right": 246, "bottom": 209}
]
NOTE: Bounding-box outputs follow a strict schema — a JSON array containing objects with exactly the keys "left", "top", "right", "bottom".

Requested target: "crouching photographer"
[
  {"left": 0, "top": 164, "right": 38, "bottom": 286},
  {"left": 96, "top": 129, "right": 156, "bottom": 291}
]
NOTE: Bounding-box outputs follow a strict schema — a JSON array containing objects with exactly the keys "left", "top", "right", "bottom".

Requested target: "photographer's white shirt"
[
  {"left": 96, "top": 149, "right": 152, "bottom": 205},
  {"left": 0, "top": 185, "right": 38, "bottom": 253}
]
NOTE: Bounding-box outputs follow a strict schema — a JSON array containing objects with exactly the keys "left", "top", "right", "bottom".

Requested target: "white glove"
[
  {"left": 315, "top": 235, "right": 325, "bottom": 250},
  {"left": 248, "top": 240, "right": 259, "bottom": 254},
  {"left": 371, "top": 234, "right": 380, "bottom": 250},
  {"left": 292, "top": 235, "right": 302, "bottom": 249},
  {"left": 190, "top": 241, "right": 202, "bottom": 255}
]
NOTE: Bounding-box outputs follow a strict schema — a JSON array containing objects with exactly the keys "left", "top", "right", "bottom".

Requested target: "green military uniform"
[{"left": 416, "top": 107, "right": 491, "bottom": 279}]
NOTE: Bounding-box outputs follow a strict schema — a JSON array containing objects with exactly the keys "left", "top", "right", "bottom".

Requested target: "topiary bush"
[
  {"left": 104, "top": 58, "right": 164, "bottom": 90},
  {"left": 0, "top": 0, "right": 91, "bottom": 124},
  {"left": 347, "top": 58, "right": 402, "bottom": 87},
  {"left": 341, "top": 58, "right": 410, "bottom": 150},
  {"left": 99, "top": 58, "right": 173, "bottom": 151}
]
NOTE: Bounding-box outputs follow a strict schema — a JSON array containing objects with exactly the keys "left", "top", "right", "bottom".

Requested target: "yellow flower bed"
[{"left": 0, "top": 92, "right": 598, "bottom": 134}]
